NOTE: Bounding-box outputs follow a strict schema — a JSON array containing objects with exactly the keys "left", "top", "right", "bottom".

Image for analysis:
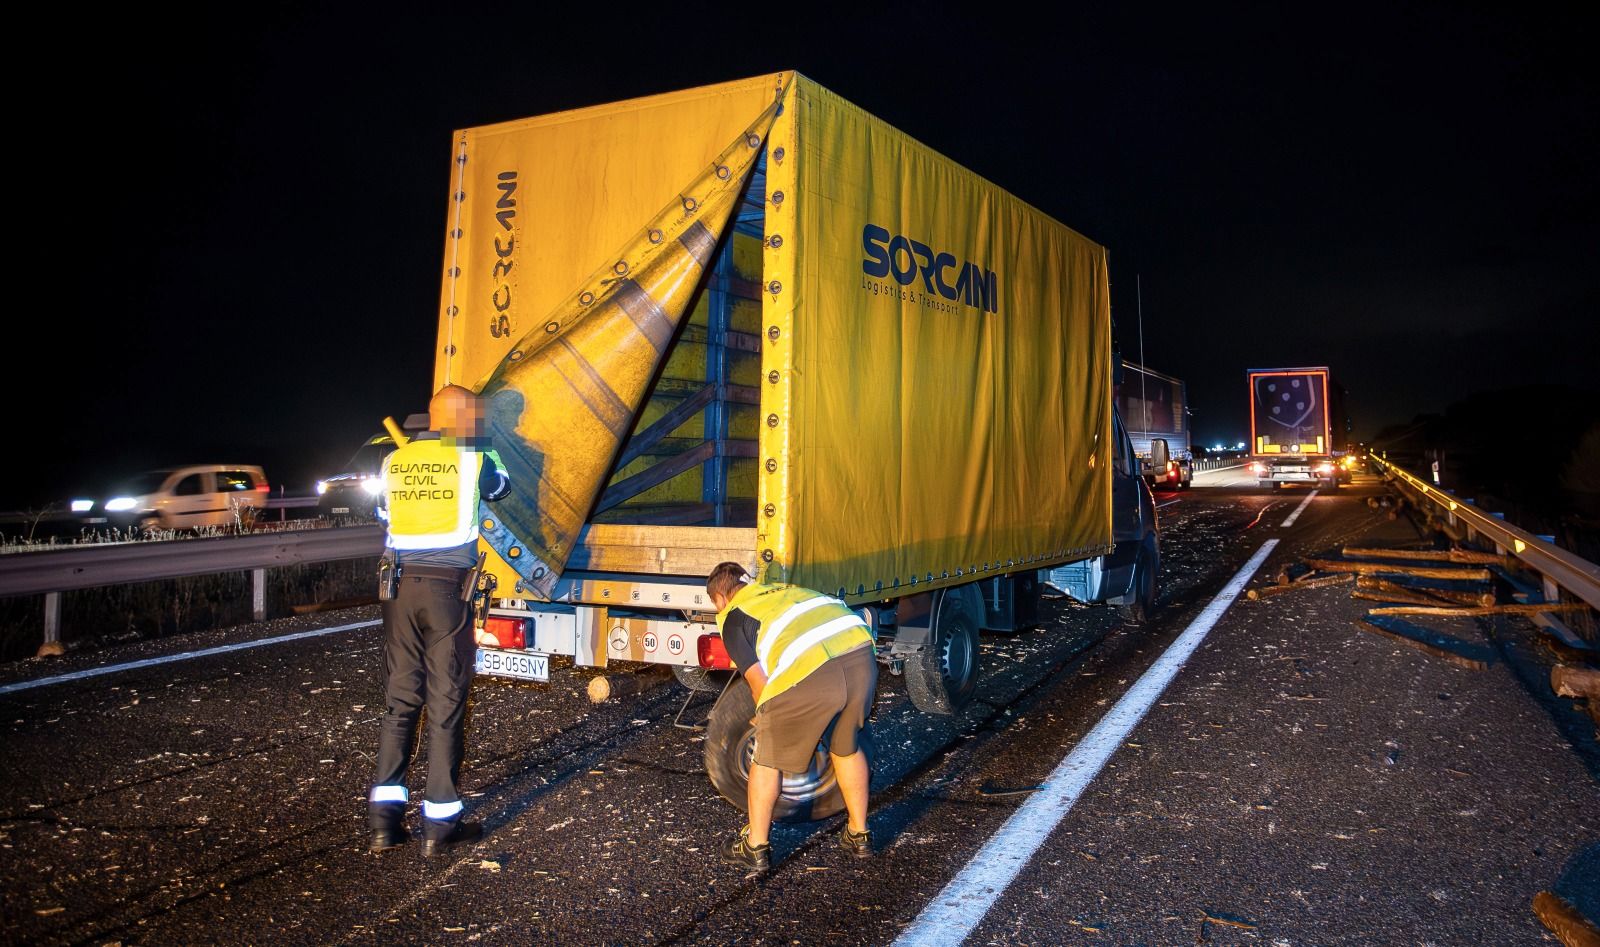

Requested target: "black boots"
[
  {"left": 421, "top": 819, "right": 483, "bottom": 858},
  {"left": 369, "top": 803, "right": 407, "bottom": 853}
]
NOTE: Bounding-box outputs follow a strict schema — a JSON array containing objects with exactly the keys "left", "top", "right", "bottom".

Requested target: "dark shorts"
[{"left": 754, "top": 645, "right": 878, "bottom": 773}]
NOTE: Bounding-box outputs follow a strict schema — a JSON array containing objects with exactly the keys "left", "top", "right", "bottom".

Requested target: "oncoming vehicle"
[
  {"left": 75, "top": 465, "right": 270, "bottom": 531},
  {"left": 316, "top": 435, "right": 396, "bottom": 519}
]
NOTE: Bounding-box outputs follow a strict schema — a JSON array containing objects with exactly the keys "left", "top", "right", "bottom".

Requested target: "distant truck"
[
  {"left": 1247, "top": 366, "right": 1349, "bottom": 489},
  {"left": 428, "top": 72, "right": 1160, "bottom": 822},
  {"left": 1117, "top": 360, "right": 1192, "bottom": 489}
]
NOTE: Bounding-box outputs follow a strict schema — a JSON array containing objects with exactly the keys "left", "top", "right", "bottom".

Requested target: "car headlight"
[
  {"left": 315, "top": 481, "right": 329, "bottom": 495},
  {"left": 361, "top": 478, "right": 384, "bottom": 496},
  {"left": 104, "top": 497, "right": 138, "bottom": 512},
  {"left": 71, "top": 499, "right": 94, "bottom": 512}
]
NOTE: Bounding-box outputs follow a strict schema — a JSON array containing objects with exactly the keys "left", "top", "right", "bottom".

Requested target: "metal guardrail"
[
  {"left": 1, "top": 526, "right": 385, "bottom": 648},
  {"left": 1370, "top": 454, "right": 1600, "bottom": 645}
]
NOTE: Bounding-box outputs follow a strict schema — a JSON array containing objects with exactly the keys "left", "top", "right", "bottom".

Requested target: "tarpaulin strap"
[{"left": 478, "top": 88, "right": 789, "bottom": 600}]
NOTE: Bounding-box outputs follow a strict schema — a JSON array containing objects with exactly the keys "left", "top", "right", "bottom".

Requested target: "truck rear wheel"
[
  {"left": 905, "top": 592, "right": 980, "bottom": 715},
  {"left": 1119, "top": 537, "right": 1159, "bottom": 624},
  {"left": 703, "top": 675, "right": 868, "bottom": 823}
]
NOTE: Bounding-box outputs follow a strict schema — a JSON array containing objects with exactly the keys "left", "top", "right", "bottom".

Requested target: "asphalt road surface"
[{"left": 3, "top": 473, "right": 1596, "bottom": 946}]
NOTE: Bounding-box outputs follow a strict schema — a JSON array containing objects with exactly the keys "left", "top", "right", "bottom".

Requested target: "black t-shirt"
[{"left": 722, "top": 608, "right": 761, "bottom": 672}]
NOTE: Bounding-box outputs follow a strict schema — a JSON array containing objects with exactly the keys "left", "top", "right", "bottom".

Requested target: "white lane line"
[
  {"left": 1280, "top": 489, "right": 1319, "bottom": 527},
  {"left": 0, "top": 619, "right": 383, "bottom": 696},
  {"left": 893, "top": 539, "right": 1279, "bottom": 947},
  {"left": 1157, "top": 499, "right": 1183, "bottom": 509}
]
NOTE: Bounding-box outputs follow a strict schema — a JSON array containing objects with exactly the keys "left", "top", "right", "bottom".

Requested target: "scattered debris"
[
  {"left": 1342, "top": 546, "right": 1510, "bottom": 566},
  {"left": 1366, "top": 603, "right": 1591, "bottom": 619},
  {"left": 478, "top": 859, "right": 502, "bottom": 872},
  {"left": 977, "top": 783, "right": 1044, "bottom": 797},
  {"left": 1248, "top": 574, "right": 1353, "bottom": 600},
  {"left": 1532, "top": 890, "right": 1600, "bottom": 947},
  {"left": 1355, "top": 576, "right": 1495, "bottom": 607}
]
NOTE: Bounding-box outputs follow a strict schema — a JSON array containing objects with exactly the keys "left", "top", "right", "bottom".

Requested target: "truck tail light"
[
  {"left": 483, "top": 616, "right": 527, "bottom": 649},
  {"left": 697, "top": 634, "right": 734, "bottom": 670}
]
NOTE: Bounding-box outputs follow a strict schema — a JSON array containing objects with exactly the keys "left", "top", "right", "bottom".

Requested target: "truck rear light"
[
  {"left": 697, "top": 634, "right": 734, "bottom": 670},
  {"left": 483, "top": 616, "right": 527, "bottom": 649}
]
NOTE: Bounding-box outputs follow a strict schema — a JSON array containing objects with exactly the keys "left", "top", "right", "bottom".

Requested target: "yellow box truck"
[{"left": 436, "top": 72, "right": 1159, "bottom": 819}]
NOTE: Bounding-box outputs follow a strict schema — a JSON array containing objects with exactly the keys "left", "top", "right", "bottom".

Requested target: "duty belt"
[{"left": 402, "top": 564, "right": 472, "bottom": 581}]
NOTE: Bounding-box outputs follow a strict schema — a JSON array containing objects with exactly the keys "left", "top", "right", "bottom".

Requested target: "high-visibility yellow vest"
[
  {"left": 716, "top": 582, "right": 873, "bottom": 707},
  {"left": 383, "top": 438, "right": 484, "bottom": 550}
]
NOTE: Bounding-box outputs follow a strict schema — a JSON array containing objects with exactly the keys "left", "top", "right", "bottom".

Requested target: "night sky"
[{"left": 16, "top": 4, "right": 1595, "bottom": 505}]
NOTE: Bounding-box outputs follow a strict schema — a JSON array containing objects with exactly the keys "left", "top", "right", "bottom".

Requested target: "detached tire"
[
  {"left": 703, "top": 675, "right": 868, "bottom": 823},
  {"left": 905, "top": 592, "right": 980, "bottom": 715},
  {"left": 1119, "top": 537, "right": 1159, "bottom": 624}
]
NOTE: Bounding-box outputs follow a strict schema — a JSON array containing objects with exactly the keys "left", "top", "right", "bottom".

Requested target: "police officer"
[
  {"left": 367, "top": 384, "right": 510, "bottom": 856},
  {"left": 705, "top": 562, "right": 878, "bottom": 871}
]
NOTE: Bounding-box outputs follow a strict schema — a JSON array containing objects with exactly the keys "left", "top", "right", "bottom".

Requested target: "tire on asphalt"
[
  {"left": 703, "top": 674, "right": 869, "bottom": 823},
  {"left": 1119, "top": 536, "right": 1160, "bottom": 624},
  {"left": 905, "top": 591, "right": 980, "bottom": 715}
]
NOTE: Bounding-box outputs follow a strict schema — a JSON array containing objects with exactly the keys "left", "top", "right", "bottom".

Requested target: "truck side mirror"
[{"left": 1150, "top": 438, "right": 1170, "bottom": 468}]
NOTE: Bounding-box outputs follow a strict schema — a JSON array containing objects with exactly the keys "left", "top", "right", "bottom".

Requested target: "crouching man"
[{"left": 704, "top": 562, "right": 878, "bottom": 870}]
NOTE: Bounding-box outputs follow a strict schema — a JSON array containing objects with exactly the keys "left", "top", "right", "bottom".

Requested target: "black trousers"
[{"left": 371, "top": 571, "right": 474, "bottom": 812}]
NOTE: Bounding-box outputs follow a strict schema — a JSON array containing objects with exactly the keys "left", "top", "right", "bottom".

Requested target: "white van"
[{"left": 80, "top": 465, "right": 270, "bottom": 531}]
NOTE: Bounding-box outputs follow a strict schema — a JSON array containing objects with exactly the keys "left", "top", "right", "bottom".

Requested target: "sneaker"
[
  {"left": 719, "top": 824, "right": 770, "bottom": 872},
  {"left": 839, "top": 825, "right": 871, "bottom": 858}
]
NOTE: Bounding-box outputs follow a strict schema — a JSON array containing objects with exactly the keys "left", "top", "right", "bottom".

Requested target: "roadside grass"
[{"left": 0, "top": 557, "right": 378, "bottom": 663}]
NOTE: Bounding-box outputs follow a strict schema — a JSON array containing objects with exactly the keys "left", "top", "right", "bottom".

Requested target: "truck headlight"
[
  {"left": 71, "top": 499, "right": 94, "bottom": 512},
  {"left": 315, "top": 481, "right": 329, "bottom": 495},
  {"left": 361, "top": 478, "right": 384, "bottom": 496}
]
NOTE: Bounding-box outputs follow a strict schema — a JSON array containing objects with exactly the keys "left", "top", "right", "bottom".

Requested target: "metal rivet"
[
  {"left": 716, "top": 165, "right": 730, "bottom": 180},
  {"left": 514, "top": 584, "right": 525, "bottom": 594},
  {"left": 683, "top": 196, "right": 698, "bottom": 212},
  {"left": 747, "top": 134, "right": 761, "bottom": 148},
  {"left": 767, "top": 280, "right": 782, "bottom": 295},
  {"left": 767, "top": 370, "right": 779, "bottom": 384},
  {"left": 768, "top": 234, "right": 783, "bottom": 249},
  {"left": 771, "top": 190, "right": 784, "bottom": 205},
  {"left": 509, "top": 350, "right": 524, "bottom": 360},
  {"left": 454, "top": 191, "right": 466, "bottom": 203},
  {"left": 761, "top": 549, "right": 774, "bottom": 562},
  {"left": 508, "top": 546, "right": 521, "bottom": 558},
  {"left": 457, "top": 153, "right": 468, "bottom": 166},
  {"left": 765, "top": 459, "right": 778, "bottom": 473},
  {"left": 763, "top": 504, "right": 776, "bottom": 517},
  {"left": 545, "top": 322, "right": 559, "bottom": 334},
  {"left": 774, "top": 147, "right": 785, "bottom": 162},
  {"left": 648, "top": 229, "right": 663, "bottom": 244},
  {"left": 533, "top": 567, "right": 546, "bottom": 579},
  {"left": 446, "top": 305, "right": 459, "bottom": 317},
  {"left": 448, "top": 267, "right": 461, "bottom": 277},
  {"left": 767, "top": 326, "right": 780, "bottom": 341},
  {"left": 614, "top": 261, "right": 628, "bottom": 275},
  {"left": 450, "top": 228, "right": 464, "bottom": 239},
  {"left": 482, "top": 518, "right": 495, "bottom": 530},
  {"left": 766, "top": 414, "right": 779, "bottom": 428},
  {"left": 579, "top": 292, "right": 595, "bottom": 306},
  {"left": 444, "top": 344, "right": 456, "bottom": 355}
]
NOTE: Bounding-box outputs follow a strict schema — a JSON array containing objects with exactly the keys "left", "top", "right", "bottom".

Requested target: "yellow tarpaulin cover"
[
  {"left": 760, "top": 78, "right": 1112, "bottom": 598},
  {"left": 433, "top": 73, "right": 1111, "bottom": 600}
]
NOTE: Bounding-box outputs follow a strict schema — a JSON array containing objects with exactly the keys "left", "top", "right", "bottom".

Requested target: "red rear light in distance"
[
  {"left": 483, "top": 616, "right": 527, "bottom": 649},
  {"left": 697, "top": 634, "right": 734, "bottom": 670}
]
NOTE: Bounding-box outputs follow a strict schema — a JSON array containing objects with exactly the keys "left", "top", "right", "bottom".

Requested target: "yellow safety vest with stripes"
[
  {"left": 716, "top": 582, "right": 874, "bottom": 708},
  {"left": 383, "top": 438, "right": 484, "bottom": 550}
]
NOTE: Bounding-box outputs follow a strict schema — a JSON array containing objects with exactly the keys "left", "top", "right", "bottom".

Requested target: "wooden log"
[
  {"left": 1354, "top": 576, "right": 1494, "bottom": 606},
  {"left": 1366, "top": 603, "right": 1591, "bottom": 619},
  {"left": 1551, "top": 665, "right": 1600, "bottom": 699},
  {"left": 1342, "top": 545, "right": 1512, "bottom": 567},
  {"left": 1306, "top": 558, "right": 1491, "bottom": 581},
  {"left": 1356, "top": 617, "right": 1491, "bottom": 671},
  {"left": 1247, "top": 574, "right": 1353, "bottom": 600},
  {"left": 1353, "top": 588, "right": 1458, "bottom": 608},
  {"left": 1532, "top": 891, "right": 1600, "bottom": 947}
]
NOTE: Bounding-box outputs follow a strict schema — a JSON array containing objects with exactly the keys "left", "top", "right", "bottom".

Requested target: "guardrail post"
[
  {"left": 44, "top": 592, "right": 60, "bottom": 644},
  {"left": 251, "top": 568, "right": 266, "bottom": 621}
]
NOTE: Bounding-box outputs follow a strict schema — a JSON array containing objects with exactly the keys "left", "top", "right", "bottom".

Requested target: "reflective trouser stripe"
[
  {"left": 764, "top": 615, "right": 872, "bottom": 689},
  {"left": 755, "top": 596, "right": 843, "bottom": 666},
  {"left": 370, "top": 785, "right": 408, "bottom": 804},
  {"left": 422, "top": 799, "right": 464, "bottom": 820}
]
